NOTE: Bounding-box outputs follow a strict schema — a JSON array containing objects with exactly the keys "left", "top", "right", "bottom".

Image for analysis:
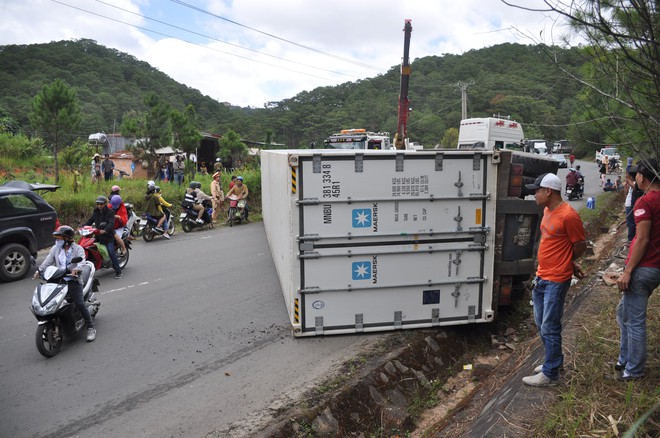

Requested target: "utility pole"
[{"left": 456, "top": 81, "right": 473, "bottom": 119}]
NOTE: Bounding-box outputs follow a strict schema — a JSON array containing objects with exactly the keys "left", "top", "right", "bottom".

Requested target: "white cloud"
[{"left": 0, "top": 0, "right": 571, "bottom": 107}]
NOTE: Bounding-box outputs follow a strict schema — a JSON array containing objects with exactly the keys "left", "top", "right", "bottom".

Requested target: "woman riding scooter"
[{"left": 34, "top": 226, "right": 96, "bottom": 342}]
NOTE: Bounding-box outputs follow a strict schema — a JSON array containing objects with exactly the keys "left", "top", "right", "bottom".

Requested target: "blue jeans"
[
  {"left": 174, "top": 172, "right": 184, "bottom": 186},
  {"left": 617, "top": 266, "right": 660, "bottom": 377},
  {"left": 533, "top": 277, "right": 571, "bottom": 380},
  {"left": 105, "top": 240, "right": 121, "bottom": 275},
  {"left": 625, "top": 206, "right": 636, "bottom": 241}
]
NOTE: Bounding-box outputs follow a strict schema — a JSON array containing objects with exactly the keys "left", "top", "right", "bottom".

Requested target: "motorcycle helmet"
[
  {"left": 111, "top": 185, "right": 121, "bottom": 192},
  {"left": 53, "top": 225, "right": 75, "bottom": 241},
  {"left": 110, "top": 195, "right": 122, "bottom": 209},
  {"left": 189, "top": 181, "right": 198, "bottom": 189},
  {"left": 147, "top": 180, "right": 156, "bottom": 189},
  {"left": 95, "top": 195, "right": 108, "bottom": 204},
  {"left": 237, "top": 176, "right": 244, "bottom": 181}
]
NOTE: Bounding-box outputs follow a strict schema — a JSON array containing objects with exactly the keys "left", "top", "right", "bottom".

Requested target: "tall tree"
[
  {"left": 502, "top": 0, "right": 660, "bottom": 163},
  {"left": 218, "top": 129, "right": 247, "bottom": 168},
  {"left": 28, "top": 79, "right": 81, "bottom": 182},
  {"left": 171, "top": 104, "right": 202, "bottom": 155}
]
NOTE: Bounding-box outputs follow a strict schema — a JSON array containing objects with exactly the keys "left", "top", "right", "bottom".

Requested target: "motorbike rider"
[
  {"left": 226, "top": 175, "right": 249, "bottom": 221},
  {"left": 85, "top": 196, "right": 123, "bottom": 279},
  {"left": 34, "top": 226, "right": 96, "bottom": 342},
  {"left": 566, "top": 168, "right": 579, "bottom": 191},
  {"left": 183, "top": 181, "right": 213, "bottom": 224},
  {"left": 108, "top": 184, "right": 121, "bottom": 202},
  {"left": 110, "top": 195, "right": 128, "bottom": 254},
  {"left": 144, "top": 183, "right": 168, "bottom": 238},
  {"left": 211, "top": 171, "right": 225, "bottom": 223},
  {"left": 154, "top": 185, "right": 173, "bottom": 238}
]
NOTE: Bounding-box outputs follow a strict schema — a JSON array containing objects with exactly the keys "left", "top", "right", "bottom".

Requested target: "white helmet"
[{"left": 147, "top": 180, "right": 155, "bottom": 189}]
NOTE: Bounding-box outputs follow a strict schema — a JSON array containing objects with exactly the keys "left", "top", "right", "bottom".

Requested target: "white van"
[{"left": 457, "top": 118, "right": 525, "bottom": 150}]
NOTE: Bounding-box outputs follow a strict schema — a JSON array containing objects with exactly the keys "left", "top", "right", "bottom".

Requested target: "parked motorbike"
[
  {"left": 140, "top": 208, "right": 175, "bottom": 242},
  {"left": 77, "top": 225, "right": 131, "bottom": 271},
  {"left": 608, "top": 161, "right": 622, "bottom": 174},
  {"left": 227, "top": 195, "right": 247, "bottom": 227},
  {"left": 30, "top": 258, "right": 100, "bottom": 357},
  {"left": 125, "top": 202, "right": 141, "bottom": 238},
  {"left": 180, "top": 200, "right": 214, "bottom": 232}
]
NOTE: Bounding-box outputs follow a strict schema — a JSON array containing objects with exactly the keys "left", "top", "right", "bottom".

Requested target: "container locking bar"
[
  {"left": 296, "top": 193, "right": 491, "bottom": 205},
  {"left": 455, "top": 171, "right": 464, "bottom": 197},
  {"left": 435, "top": 153, "right": 443, "bottom": 171},
  {"left": 297, "top": 226, "right": 491, "bottom": 242},
  {"left": 297, "top": 244, "right": 487, "bottom": 260},
  {"left": 355, "top": 153, "right": 364, "bottom": 173},
  {"left": 312, "top": 155, "right": 322, "bottom": 173},
  {"left": 299, "top": 277, "right": 485, "bottom": 294}
]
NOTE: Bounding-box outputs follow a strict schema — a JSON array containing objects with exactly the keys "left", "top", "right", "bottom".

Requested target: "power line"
[
  {"left": 93, "top": 0, "right": 358, "bottom": 79},
  {"left": 170, "top": 0, "right": 386, "bottom": 72},
  {"left": 50, "top": 0, "right": 336, "bottom": 82}
]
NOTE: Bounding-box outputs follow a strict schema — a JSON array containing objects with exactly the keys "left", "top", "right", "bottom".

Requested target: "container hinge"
[
  {"left": 299, "top": 242, "right": 314, "bottom": 251},
  {"left": 300, "top": 286, "right": 322, "bottom": 294},
  {"left": 355, "top": 153, "right": 364, "bottom": 173},
  {"left": 297, "top": 198, "right": 320, "bottom": 206},
  {"left": 454, "top": 206, "right": 463, "bottom": 232},
  {"left": 313, "top": 155, "right": 322, "bottom": 173},
  {"left": 452, "top": 284, "right": 461, "bottom": 308},
  {"left": 395, "top": 153, "right": 404, "bottom": 172},
  {"left": 394, "top": 311, "right": 403, "bottom": 328},
  {"left": 315, "top": 316, "right": 324, "bottom": 335},
  {"left": 435, "top": 153, "right": 443, "bottom": 171},
  {"left": 468, "top": 305, "right": 476, "bottom": 323},
  {"left": 431, "top": 308, "right": 440, "bottom": 325},
  {"left": 473, "top": 153, "right": 481, "bottom": 170},
  {"left": 355, "top": 314, "right": 364, "bottom": 332},
  {"left": 299, "top": 251, "right": 320, "bottom": 259},
  {"left": 455, "top": 171, "right": 464, "bottom": 197},
  {"left": 469, "top": 226, "right": 491, "bottom": 234}
]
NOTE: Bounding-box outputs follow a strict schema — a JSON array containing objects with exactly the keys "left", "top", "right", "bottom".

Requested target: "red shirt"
[
  {"left": 537, "top": 202, "right": 586, "bottom": 282},
  {"left": 627, "top": 189, "right": 660, "bottom": 268}
]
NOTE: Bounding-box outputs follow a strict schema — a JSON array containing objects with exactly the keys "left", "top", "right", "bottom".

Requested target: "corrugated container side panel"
[{"left": 261, "top": 151, "right": 297, "bottom": 324}]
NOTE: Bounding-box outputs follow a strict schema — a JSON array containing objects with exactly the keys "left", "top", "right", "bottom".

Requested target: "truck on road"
[
  {"left": 261, "top": 147, "right": 557, "bottom": 337},
  {"left": 324, "top": 129, "right": 393, "bottom": 151}
]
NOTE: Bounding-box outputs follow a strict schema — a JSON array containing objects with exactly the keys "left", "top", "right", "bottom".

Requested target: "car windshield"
[
  {"left": 603, "top": 148, "right": 618, "bottom": 155},
  {"left": 325, "top": 140, "right": 366, "bottom": 150}
]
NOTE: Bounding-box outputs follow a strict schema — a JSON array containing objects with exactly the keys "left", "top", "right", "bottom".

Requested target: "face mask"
[{"left": 54, "top": 240, "right": 64, "bottom": 248}]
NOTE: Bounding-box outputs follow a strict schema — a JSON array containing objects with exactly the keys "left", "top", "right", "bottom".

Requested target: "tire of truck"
[
  {"left": 511, "top": 154, "right": 559, "bottom": 178},
  {"left": 0, "top": 243, "right": 32, "bottom": 282}
]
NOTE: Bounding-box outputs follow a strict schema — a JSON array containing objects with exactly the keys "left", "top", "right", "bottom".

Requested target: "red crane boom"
[{"left": 394, "top": 19, "right": 412, "bottom": 150}]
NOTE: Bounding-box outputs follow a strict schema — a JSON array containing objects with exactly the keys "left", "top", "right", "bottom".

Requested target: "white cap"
[{"left": 525, "top": 173, "right": 561, "bottom": 192}]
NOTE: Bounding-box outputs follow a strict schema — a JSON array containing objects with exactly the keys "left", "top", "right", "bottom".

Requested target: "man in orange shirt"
[{"left": 523, "top": 173, "right": 586, "bottom": 386}]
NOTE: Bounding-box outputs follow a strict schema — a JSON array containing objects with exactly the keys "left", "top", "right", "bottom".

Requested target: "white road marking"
[{"left": 101, "top": 279, "right": 162, "bottom": 295}]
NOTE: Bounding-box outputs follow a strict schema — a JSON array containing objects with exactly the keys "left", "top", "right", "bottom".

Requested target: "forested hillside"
[{"left": 0, "top": 39, "right": 587, "bottom": 149}]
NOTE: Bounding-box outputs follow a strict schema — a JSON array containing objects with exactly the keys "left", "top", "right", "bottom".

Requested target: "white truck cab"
[{"left": 457, "top": 118, "right": 525, "bottom": 151}]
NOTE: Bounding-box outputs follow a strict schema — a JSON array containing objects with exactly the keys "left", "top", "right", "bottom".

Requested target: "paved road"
[
  {"left": 548, "top": 158, "right": 606, "bottom": 207},
  {"left": 0, "top": 223, "right": 380, "bottom": 437}
]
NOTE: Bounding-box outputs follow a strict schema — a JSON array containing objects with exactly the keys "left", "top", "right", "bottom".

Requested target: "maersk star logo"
[
  {"left": 352, "top": 208, "right": 372, "bottom": 228},
  {"left": 352, "top": 261, "right": 372, "bottom": 280}
]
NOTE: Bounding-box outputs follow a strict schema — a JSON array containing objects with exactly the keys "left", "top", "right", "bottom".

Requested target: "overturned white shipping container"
[{"left": 261, "top": 149, "right": 546, "bottom": 336}]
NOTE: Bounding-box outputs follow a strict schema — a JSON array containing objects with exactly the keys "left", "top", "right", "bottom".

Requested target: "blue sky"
[{"left": 0, "top": 0, "right": 570, "bottom": 107}]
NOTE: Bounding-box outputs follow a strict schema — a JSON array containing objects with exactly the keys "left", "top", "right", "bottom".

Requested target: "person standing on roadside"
[
  {"left": 210, "top": 171, "right": 224, "bottom": 223},
  {"left": 523, "top": 173, "right": 586, "bottom": 387},
  {"left": 569, "top": 153, "right": 575, "bottom": 167},
  {"left": 173, "top": 155, "right": 185, "bottom": 186},
  {"left": 101, "top": 153, "right": 114, "bottom": 181},
  {"left": 614, "top": 158, "right": 660, "bottom": 381},
  {"left": 91, "top": 154, "right": 102, "bottom": 183}
]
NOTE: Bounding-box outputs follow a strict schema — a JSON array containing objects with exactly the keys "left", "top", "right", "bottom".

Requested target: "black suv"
[{"left": 0, "top": 181, "right": 60, "bottom": 282}]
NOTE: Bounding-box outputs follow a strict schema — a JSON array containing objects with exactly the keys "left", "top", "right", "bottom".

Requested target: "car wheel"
[{"left": 0, "top": 243, "right": 32, "bottom": 282}]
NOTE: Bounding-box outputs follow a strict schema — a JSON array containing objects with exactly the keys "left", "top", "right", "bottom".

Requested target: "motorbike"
[
  {"left": 227, "top": 195, "right": 247, "bottom": 227},
  {"left": 608, "top": 161, "right": 622, "bottom": 174},
  {"left": 30, "top": 258, "right": 100, "bottom": 357},
  {"left": 125, "top": 202, "right": 141, "bottom": 238},
  {"left": 140, "top": 208, "right": 175, "bottom": 242},
  {"left": 566, "top": 178, "right": 584, "bottom": 201},
  {"left": 77, "top": 225, "right": 131, "bottom": 271},
  {"left": 180, "top": 200, "right": 214, "bottom": 232}
]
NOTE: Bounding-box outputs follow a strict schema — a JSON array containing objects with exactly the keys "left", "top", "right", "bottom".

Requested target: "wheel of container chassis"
[
  {"left": 36, "top": 321, "right": 63, "bottom": 358},
  {"left": 0, "top": 243, "right": 32, "bottom": 282}
]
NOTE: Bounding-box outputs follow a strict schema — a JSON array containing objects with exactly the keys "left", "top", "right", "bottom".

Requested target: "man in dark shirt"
[
  {"left": 101, "top": 154, "right": 114, "bottom": 181},
  {"left": 85, "top": 196, "right": 122, "bottom": 278}
]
